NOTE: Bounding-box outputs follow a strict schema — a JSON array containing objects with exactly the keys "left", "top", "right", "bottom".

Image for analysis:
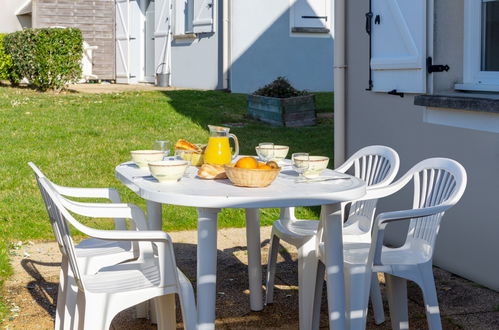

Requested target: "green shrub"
[
  {"left": 4, "top": 28, "right": 83, "bottom": 91},
  {"left": 253, "top": 76, "right": 309, "bottom": 98},
  {"left": 0, "top": 34, "right": 18, "bottom": 85}
]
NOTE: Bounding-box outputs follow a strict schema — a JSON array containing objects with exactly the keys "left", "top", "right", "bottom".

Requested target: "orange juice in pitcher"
[{"left": 204, "top": 125, "right": 239, "bottom": 165}]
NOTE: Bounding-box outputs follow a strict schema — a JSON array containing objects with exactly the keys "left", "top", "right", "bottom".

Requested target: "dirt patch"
[{"left": 2, "top": 227, "right": 499, "bottom": 329}]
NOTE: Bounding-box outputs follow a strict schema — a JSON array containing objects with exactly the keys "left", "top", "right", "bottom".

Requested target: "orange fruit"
[
  {"left": 235, "top": 156, "right": 258, "bottom": 169},
  {"left": 257, "top": 164, "right": 272, "bottom": 170}
]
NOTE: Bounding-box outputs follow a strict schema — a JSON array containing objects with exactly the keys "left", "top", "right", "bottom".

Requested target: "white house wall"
[
  {"left": 168, "top": 0, "right": 333, "bottom": 92},
  {"left": 170, "top": 33, "right": 222, "bottom": 89},
  {"left": 230, "top": 0, "right": 333, "bottom": 93},
  {"left": 0, "top": 0, "right": 32, "bottom": 33},
  {"left": 345, "top": 0, "right": 499, "bottom": 290},
  {"left": 169, "top": 0, "right": 222, "bottom": 90}
]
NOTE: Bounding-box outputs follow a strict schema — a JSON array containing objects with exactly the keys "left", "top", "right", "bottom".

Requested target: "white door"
[
  {"left": 155, "top": 0, "right": 171, "bottom": 76},
  {"left": 145, "top": 0, "right": 156, "bottom": 82},
  {"left": 116, "top": 0, "right": 130, "bottom": 83},
  {"left": 129, "top": 0, "right": 141, "bottom": 83}
]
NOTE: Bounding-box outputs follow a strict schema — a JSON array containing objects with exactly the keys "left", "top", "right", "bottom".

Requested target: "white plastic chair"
[
  {"left": 38, "top": 176, "right": 197, "bottom": 330},
  {"left": 265, "top": 145, "right": 400, "bottom": 329},
  {"left": 312, "top": 157, "right": 467, "bottom": 330},
  {"left": 29, "top": 162, "right": 138, "bottom": 329}
]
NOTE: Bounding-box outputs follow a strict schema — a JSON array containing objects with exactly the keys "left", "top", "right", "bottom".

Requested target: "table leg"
[
  {"left": 245, "top": 208, "right": 263, "bottom": 311},
  {"left": 197, "top": 208, "right": 221, "bottom": 330},
  {"left": 146, "top": 200, "right": 163, "bottom": 230},
  {"left": 322, "top": 203, "right": 347, "bottom": 329}
]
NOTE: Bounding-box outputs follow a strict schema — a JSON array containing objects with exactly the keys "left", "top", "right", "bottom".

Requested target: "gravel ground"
[{"left": 2, "top": 227, "right": 499, "bottom": 329}]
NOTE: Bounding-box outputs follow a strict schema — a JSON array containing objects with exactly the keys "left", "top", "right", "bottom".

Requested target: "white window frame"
[
  {"left": 289, "top": 0, "right": 331, "bottom": 37},
  {"left": 456, "top": 0, "right": 499, "bottom": 92}
]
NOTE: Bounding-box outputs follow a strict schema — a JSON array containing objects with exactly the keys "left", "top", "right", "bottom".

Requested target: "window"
[
  {"left": 457, "top": 0, "right": 499, "bottom": 91},
  {"left": 290, "top": 0, "right": 330, "bottom": 33}
]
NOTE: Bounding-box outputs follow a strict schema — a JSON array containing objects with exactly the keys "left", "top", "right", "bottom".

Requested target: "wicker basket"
[{"left": 224, "top": 164, "right": 281, "bottom": 188}]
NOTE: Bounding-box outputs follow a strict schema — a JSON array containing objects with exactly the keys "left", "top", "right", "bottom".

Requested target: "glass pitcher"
[{"left": 204, "top": 125, "right": 239, "bottom": 165}]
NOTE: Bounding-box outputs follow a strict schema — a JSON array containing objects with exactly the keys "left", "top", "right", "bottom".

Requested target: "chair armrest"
[
  {"left": 58, "top": 196, "right": 148, "bottom": 231},
  {"left": 62, "top": 211, "right": 175, "bottom": 287},
  {"left": 51, "top": 183, "right": 121, "bottom": 203},
  {"left": 370, "top": 204, "right": 451, "bottom": 266}
]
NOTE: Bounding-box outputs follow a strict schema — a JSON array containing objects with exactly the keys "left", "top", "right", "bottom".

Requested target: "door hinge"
[
  {"left": 427, "top": 57, "right": 449, "bottom": 74},
  {"left": 388, "top": 89, "right": 404, "bottom": 98}
]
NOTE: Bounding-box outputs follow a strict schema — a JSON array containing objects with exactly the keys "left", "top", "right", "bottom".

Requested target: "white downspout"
[{"left": 333, "top": 0, "right": 346, "bottom": 167}]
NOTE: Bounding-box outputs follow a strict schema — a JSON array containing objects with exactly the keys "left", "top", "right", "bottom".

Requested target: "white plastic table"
[{"left": 116, "top": 161, "right": 366, "bottom": 330}]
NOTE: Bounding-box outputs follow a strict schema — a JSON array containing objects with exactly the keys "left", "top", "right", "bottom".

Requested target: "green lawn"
[{"left": 0, "top": 86, "right": 333, "bottom": 320}]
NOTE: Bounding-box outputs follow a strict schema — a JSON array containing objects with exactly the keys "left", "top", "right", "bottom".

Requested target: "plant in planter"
[{"left": 247, "top": 76, "right": 316, "bottom": 127}]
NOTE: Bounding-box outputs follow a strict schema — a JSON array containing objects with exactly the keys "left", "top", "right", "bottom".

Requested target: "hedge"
[
  {"left": 0, "top": 34, "right": 17, "bottom": 85},
  {"left": 3, "top": 28, "right": 83, "bottom": 91}
]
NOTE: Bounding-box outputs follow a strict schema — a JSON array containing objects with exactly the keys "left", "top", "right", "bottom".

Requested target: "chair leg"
[
  {"left": 297, "top": 237, "right": 319, "bottom": 330},
  {"left": 81, "top": 294, "right": 109, "bottom": 330},
  {"left": 154, "top": 294, "right": 176, "bottom": 330},
  {"left": 370, "top": 272, "right": 385, "bottom": 325},
  {"left": 75, "top": 290, "right": 86, "bottom": 330},
  {"left": 311, "top": 261, "right": 325, "bottom": 330},
  {"left": 55, "top": 261, "right": 67, "bottom": 330},
  {"left": 385, "top": 274, "right": 409, "bottom": 330},
  {"left": 264, "top": 233, "right": 280, "bottom": 305},
  {"left": 178, "top": 273, "right": 198, "bottom": 330},
  {"left": 419, "top": 266, "right": 442, "bottom": 330},
  {"left": 63, "top": 270, "right": 79, "bottom": 330}
]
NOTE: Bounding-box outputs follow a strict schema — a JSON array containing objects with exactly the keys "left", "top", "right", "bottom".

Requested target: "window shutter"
[
  {"left": 371, "top": 0, "right": 426, "bottom": 93},
  {"left": 293, "top": 0, "right": 328, "bottom": 29},
  {"left": 192, "top": 0, "right": 214, "bottom": 33},
  {"left": 115, "top": 0, "right": 130, "bottom": 83},
  {"left": 155, "top": 0, "right": 171, "bottom": 74}
]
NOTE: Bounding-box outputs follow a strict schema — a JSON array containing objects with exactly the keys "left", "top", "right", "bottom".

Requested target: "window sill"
[
  {"left": 416, "top": 92, "right": 499, "bottom": 133},
  {"left": 173, "top": 33, "right": 197, "bottom": 40},
  {"left": 291, "top": 27, "right": 330, "bottom": 34},
  {"left": 414, "top": 92, "right": 499, "bottom": 113},
  {"left": 455, "top": 83, "right": 499, "bottom": 93}
]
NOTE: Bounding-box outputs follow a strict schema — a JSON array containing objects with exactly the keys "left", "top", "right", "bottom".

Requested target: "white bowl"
[
  {"left": 272, "top": 145, "right": 289, "bottom": 161},
  {"left": 305, "top": 156, "right": 329, "bottom": 177},
  {"left": 130, "top": 150, "right": 165, "bottom": 169},
  {"left": 148, "top": 160, "right": 189, "bottom": 183},
  {"left": 255, "top": 145, "right": 289, "bottom": 162},
  {"left": 294, "top": 156, "right": 329, "bottom": 178}
]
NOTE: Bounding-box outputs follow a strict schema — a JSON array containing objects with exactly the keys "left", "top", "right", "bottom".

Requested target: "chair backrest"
[
  {"left": 38, "top": 177, "right": 85, "bottom": 290},
  {"left": 337, "top": 146, "right": 400, "bottom": 229},
  {"left": 29, "top": 162, "right": 66, "bottom": 253},
  {"left": 406, "top": 158, "right": 467, "bottom": 249}
]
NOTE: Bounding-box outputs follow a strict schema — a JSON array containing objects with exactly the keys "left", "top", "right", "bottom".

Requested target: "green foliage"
[
  {"left": 3, "top": 28, "right": 83, "bottom": 91},
  {"left": 0, "top": 34, "right": 17, "bottom": 85},
  {"left": 253, "top": 76, "right": 310, "bottom": 98}
]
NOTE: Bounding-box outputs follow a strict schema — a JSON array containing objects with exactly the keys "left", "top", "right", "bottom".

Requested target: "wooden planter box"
[{"left": 247, "top": 94, "right": 317, "bottom": 127}]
